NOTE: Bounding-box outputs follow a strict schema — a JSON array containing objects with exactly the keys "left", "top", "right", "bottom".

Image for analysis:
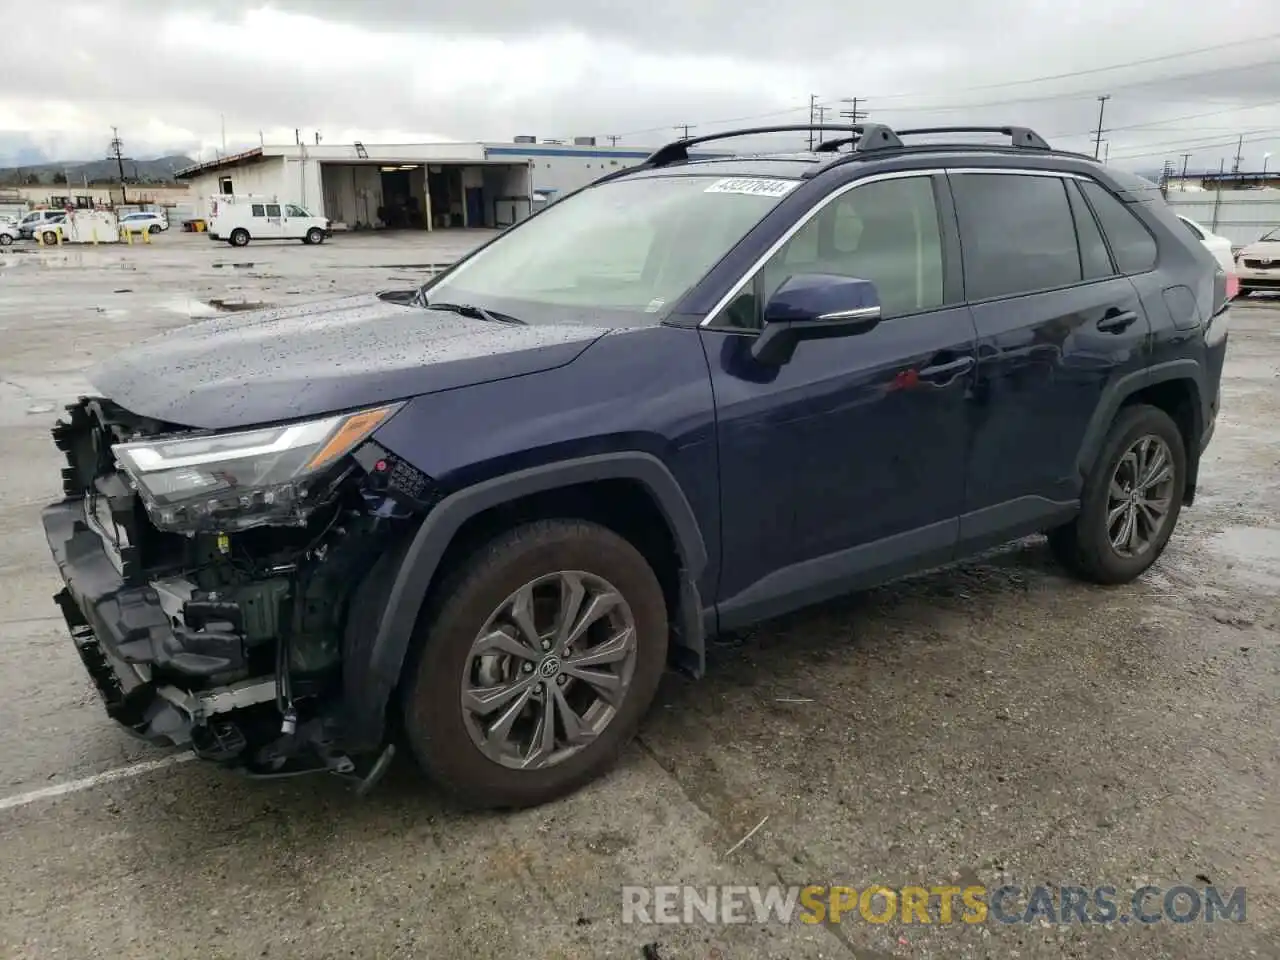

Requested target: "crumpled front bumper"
[{"left": 42, "top": 498, "right": 195, "bottom": 747}]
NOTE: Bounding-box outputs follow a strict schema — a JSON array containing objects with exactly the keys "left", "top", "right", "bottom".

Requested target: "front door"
[
  {"left": 703, "top": 172, "right": 977, "bottom": 629},
  {"left": 947, "top": 170, "right": 1153, "bottom": 547}
]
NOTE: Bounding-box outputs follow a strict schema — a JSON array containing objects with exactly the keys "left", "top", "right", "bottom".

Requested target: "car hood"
[
  {"left": 89, "top": 292, "right": 611, "bottom": 429},
  {"left": 1240, "top": 239, "right": 1280, "bottom": 258}
]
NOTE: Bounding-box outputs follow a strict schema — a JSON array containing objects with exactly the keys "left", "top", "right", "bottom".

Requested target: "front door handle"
[
  {"left": 918, "top": 356, "right": 976, "bottom": 384},
  {"left": 1097, "top": 309, "right": 1139, "bottom": 332}
]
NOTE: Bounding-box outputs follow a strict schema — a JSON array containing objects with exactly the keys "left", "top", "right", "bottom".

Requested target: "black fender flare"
[
  {"left": 342, "top": 451, "right": 708, "bottom": 750},
  {"left": 1075, "top": 360, "right": 1205, "bottom": 481}
]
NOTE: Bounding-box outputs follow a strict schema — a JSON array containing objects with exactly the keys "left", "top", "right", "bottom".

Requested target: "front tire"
[
  {"left": 148, "top": 224, "right": 160, "bottom": 235},
  {"left": 0, "top": 234, "right": 11, "bottom": 246},
  {"left": 1049, "top": 404, "right": 1186, "bottom": 584},
  {"left": 401, "top": 519, "right": 669, "bottom": 809},
  {"left": 305, "top": 227, "right": 325, "bottom": 245},
  {"left": 229, "top": 228, "right": 250, "bottom": 247},
  {"left": 41, "top": 230, "right": 58, "bottom": 245}
]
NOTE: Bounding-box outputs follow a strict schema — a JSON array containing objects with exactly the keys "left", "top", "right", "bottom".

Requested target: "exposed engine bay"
[{"left": 47, "top": 396, "right": 436, "bottom": 784}]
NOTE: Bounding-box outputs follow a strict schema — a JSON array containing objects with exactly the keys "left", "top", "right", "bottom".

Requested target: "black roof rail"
[
  {"left": 893, "top": 126, "right": 1052, "bottom": 150},
  {"left": 641, "top": 123, "right": 905, "bottom": 168}
]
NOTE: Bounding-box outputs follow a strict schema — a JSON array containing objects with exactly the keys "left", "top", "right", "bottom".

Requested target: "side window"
[
  {"left": 265, "top": 203, "right": 282, "bottom": 218},
  {"left": 1179, "top": 217, "right": 1204, "bottom": 240},
  {"left": 719, "top": 176, "right": 945, "bottom": 329},
  {"left": 950, "top": 173, "right": 1081, "bottom": 300},
  {"left": 285, "top": 204, "right": 309, "bottom": 217},
  {"left": 1064, "top": 179, "right": 1114, "bottom": 280},
  {"left": 1079, "top": 180, "right": 1157, "bottom": 274},
  {"left": 251, "top": 204, "right": 265, "bottom": 217}
]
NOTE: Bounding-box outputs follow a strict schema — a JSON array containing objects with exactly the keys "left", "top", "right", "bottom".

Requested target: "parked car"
[
  {"left": 0, "top": 220, "right": 19, "bottom": 245},
  {"left": 40, "top": 122, "right": 1229, "bottom": 809},
  {"left": 17, "top": 209, "right": 65, "bottom": 239},
  {"left": 208, "top": 197, "right": 330, "bottom": 246},
  {"left": 1233, "top": 226, "right": 1280, "bottom": 297},
  {"left": 119, "top": 211, "right": 168, "bottom": 234},
  {"left": 1177, "top": 214, "right": 1236, "bottom": 283}
]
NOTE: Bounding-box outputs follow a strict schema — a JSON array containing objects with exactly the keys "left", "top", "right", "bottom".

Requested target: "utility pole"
[
  {"left": 108, "top": 127, "right": 127, "bottom": 203},
  {"left": 1232, "top": 133, "right": 1244, "bottom": 174},
  {"left": 839, "top": 97, "right": 868, "bottom": 135},
  {"left": 1103, "top": 141, "right": 1110, "bottom": 164},
  {"left": 807, "top": 94, "right": 818, "bottom": 151},
  {"left": 1212, "top": 158, "right": 1225, "bottom": 231},
  {"left": 1093, "top": 95, "right": 1110, "bottom": 160},
  {"left": 607, "top": 135, "right": 620, "bottom": 146},
  {"left": 1180, "top": 153, "right": 1192, "bottom": 185},
  {"left": 815, "top": 105, "right": 829, "bottom": 133},
  {"left": 674, "top": 124, "right": 692, "bottom": 140}
]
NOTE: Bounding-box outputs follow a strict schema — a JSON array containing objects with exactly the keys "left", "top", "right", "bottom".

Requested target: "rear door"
[{"left": 948, "top": 169, "right": 1152, "bottom": 549}]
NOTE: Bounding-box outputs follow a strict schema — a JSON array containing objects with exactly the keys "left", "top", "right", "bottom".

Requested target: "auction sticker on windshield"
[{"left": 703, "top": 177, "right": 800, "bottom": 198}]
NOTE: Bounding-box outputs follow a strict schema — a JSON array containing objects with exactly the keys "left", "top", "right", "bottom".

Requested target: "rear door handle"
[
  {"left": 918, "top": 356, "right": 975, "bottom": 383},
  {"left": 1097, "top": 309, "right": 1139, "bottom": 332}
]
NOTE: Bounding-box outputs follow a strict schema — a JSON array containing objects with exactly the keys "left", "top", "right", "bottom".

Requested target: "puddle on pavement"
[
  {"left": 1209, "top": 526, "right": 1280, "bottom": 587},
  {"left": 212, "top": 262, "right": 256, "bottom": 269}
]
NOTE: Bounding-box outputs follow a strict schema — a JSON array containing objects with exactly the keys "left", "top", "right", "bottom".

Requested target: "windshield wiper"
[{"left": 424, "top": 301, "right": 525, "bottom": 325}]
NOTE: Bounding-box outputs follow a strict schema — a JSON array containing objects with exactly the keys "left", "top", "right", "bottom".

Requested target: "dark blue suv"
[{"left": 41, "top": 124, "right": 1230, "bottom": 808}]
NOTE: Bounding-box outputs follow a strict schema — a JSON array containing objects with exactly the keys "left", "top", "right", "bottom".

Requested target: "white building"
[{"left": 175, "top": 139, "right": 668, "bottom": 231}]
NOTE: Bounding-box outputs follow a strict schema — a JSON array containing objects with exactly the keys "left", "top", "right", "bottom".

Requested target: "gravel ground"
[{"left": 0, "top": 232, "right": 1276, "bottom": 960}]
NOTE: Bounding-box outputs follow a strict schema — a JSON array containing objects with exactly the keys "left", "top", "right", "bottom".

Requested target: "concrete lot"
[{"left": 0, "top": 231, "right": 1277, "bottom": 959}]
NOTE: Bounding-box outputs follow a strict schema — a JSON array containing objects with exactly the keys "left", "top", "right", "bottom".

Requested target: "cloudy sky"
[{"left": 2, "top": 0, "right": 1278, "bottom": 173}]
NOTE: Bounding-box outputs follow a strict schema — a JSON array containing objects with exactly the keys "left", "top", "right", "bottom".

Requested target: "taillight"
[{"left": 1225, "top": 270, "right": 1239, "bottom": 302}]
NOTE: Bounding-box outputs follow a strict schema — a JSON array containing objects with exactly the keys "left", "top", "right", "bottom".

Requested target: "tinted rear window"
[
  {"left": 951, "top": 173, "right": 1081, "bottom": 300},
  {"left": 1079, "top": 180, "right": 1158, "bottom": 274},
  {"left": 1065, "top": 179, "right": 1114, "bottom": 280}
]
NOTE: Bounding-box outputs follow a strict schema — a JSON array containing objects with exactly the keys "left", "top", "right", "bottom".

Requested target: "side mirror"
[{"left": 750, "top": 274, "right": 882, "bottom": 365}]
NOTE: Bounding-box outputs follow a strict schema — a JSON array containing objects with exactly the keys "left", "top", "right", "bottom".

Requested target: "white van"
[{"left": 208, "top": 196, "right": 330, "bottom": 247}]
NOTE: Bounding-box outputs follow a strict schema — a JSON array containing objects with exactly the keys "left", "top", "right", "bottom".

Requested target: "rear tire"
[
  {"left": 229, "top": 228, "right": 250, "bottom": 247},
  {"left": 0, "top": 234, "right": 11, "bottom": 246},
  {"left": 1049, "top": 404, "right": 1186, "bottom": 585},
  {"left": 401, "top": 519, "right": 669, "bottom": 809},
  {"left": 41, "top": 230, "right": 58, "bottom": 245}
]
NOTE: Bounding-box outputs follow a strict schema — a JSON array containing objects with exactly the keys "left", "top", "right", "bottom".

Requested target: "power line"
[
  {"left": 873, "top": 56, "right": 1280, "bottom": 114},
  {"left": 1049, "top": 99, "right": 1280, "bottom": 139},
  {"left": 864, "top": 31, "right": 1280, "bottom": 101},
  {"left": 1106, "top": 132, "right": 1275, "bottom": 162}
]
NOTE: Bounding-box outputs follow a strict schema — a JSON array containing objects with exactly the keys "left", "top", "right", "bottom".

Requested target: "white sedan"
[
  {"left": 1176, "top": 214, "right": 1234, "bottom": 273},
  {"left": 118, "top": 211, "right": 168, "bottom": 234}
]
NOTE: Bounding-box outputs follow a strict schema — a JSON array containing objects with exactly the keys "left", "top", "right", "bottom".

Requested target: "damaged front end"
[{"left": 42, "top": 397, "right": 435, "bottom": 785}]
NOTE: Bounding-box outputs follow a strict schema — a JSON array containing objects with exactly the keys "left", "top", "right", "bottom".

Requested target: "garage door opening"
[
  {"left": 319, "top": 161, "right": 532, "bottom": 231},
  {"left": 379, "top": 166, "right": 425, "bottom": 229}
]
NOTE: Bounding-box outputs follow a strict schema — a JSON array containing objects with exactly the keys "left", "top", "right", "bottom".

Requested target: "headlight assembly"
[{"left": 112, "top": 403, "right": 401, "bottom": 532}]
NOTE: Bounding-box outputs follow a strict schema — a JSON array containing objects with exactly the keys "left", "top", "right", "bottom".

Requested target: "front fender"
[{"left": 340, "top": 451, "right": 708, "bottom": 751}]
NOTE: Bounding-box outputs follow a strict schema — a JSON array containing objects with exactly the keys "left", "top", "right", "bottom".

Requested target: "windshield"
[
  {"left": 1261, "top": 226, "right": 1280, "bottom": 242},
  {"left": 422, "top": 174, "right": 798, "bottom": 325}
]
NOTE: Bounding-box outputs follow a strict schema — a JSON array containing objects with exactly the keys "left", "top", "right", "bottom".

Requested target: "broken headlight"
[{"left": 112, "top": 403, "right": 401, "bottom": 532}]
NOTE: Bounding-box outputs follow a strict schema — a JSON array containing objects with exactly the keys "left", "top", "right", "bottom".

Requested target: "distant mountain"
[{"left": 0, "top": 154, "right": 195, "bottom": 186}]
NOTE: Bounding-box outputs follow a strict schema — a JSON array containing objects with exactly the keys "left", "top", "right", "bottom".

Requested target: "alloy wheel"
[
  {"left": 460, "top": 570, "right": 638, "bottom": 770},
  {"left": 1107, "top": 434, "right": 1176, "bottom": 558}
]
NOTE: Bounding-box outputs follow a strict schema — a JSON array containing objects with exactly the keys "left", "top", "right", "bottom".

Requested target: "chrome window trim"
[
  {"left": 698, "top": 164, "right": 1098, "bottom": 328},
  {"left": 699, "top": 168, "right": 947, "bottom": 327}
]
